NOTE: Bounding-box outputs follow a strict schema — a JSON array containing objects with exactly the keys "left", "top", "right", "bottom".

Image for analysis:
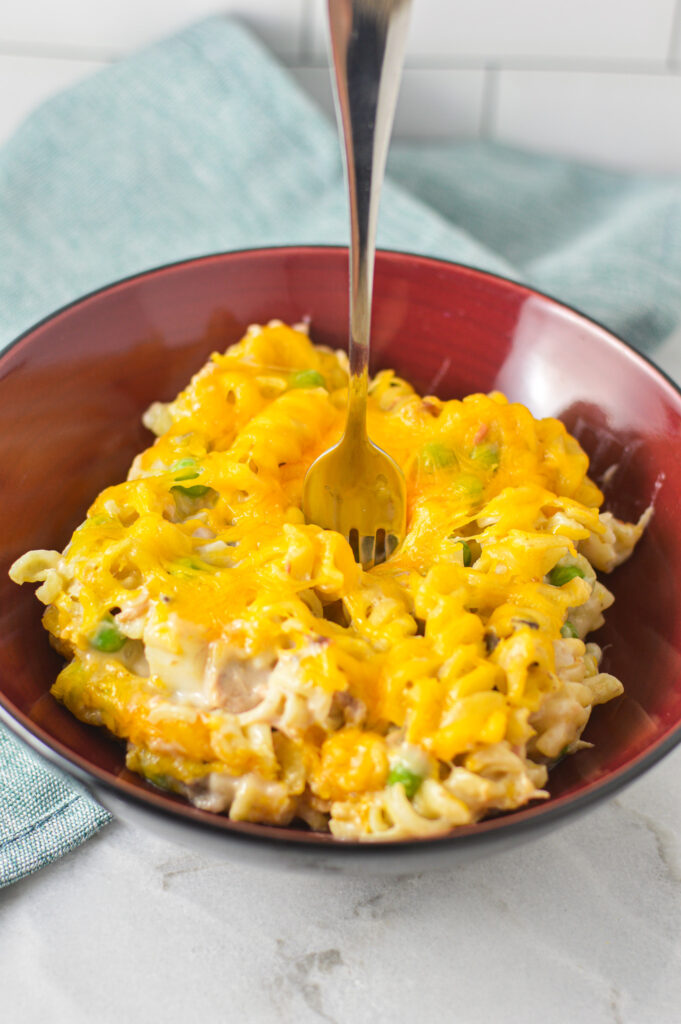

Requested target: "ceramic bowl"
[{"left": 2, "top": 247, "right": 680, "bottom": 873}]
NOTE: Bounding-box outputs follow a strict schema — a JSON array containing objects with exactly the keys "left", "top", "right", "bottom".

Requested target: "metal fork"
[{"left": 303, "top": 0, "right": 411, "bottom": 569}]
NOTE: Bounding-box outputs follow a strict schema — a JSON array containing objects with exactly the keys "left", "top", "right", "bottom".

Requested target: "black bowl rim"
[{"left": 2, "top": 243, "right": 681, "bottom": 858}]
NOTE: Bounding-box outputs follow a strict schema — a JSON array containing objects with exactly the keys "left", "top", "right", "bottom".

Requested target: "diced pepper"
[
  {"left": 454, "top": 473, "right": 484, "bottom": 502},
  {"left": 171, "top": 457, "right": 201, "bottom": 482},
  {"left": 419, "top": 442, "right": 458, "bottom": 471},
  {"left": 171, "top": 484, "right": 212, "bottom": 498},
  {"left": 471, "top": 442, "right": 500, "bottom": 470},
  {"left": 458, "top": 540, "right": 472, "bottom": 566}
]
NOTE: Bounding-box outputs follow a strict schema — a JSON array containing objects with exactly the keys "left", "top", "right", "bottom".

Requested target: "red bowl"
[{"left": 2, "top": 246, "right": 680, "bottom": 871}]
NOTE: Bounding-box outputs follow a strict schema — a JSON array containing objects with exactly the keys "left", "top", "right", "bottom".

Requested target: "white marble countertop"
[
  {"left": 2, "top": 332, "right": 681, "bottom": 1024},
  {"left": 1, "top": 755, "right": 680, "bottom": 1024}
]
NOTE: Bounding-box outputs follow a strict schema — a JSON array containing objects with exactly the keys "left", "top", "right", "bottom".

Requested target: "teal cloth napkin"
[
  {"left": 2, "top": 15, "right": 681, "bottom": 888},
  {"left": 0, "top": 729, "right": 109, "bottom": 888}
]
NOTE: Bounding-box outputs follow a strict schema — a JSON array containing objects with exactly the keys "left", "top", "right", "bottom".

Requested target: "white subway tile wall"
[
  {"left": 495, "top": 69, "right": 681, "bottom": 173},
  {"left": 392, "top": 68, "right": 487, "bottom": 138},
  {"left": 1, "top": 0, "right": 681, "bottom": 171},
  {"left": 0, "top": 55, "right": 104, "bottom": 141},
  {"left": 292, "top": 66, "right": 487, "bottom": 138},
  {"left": 0, "top": 1, "right": 307, "bottom": 57},
  {"left": 670, "top": 2, "right": 681, "bottom": 61},
  {"left": 310, "top": 0, "right": 678, "bottom": 63}
]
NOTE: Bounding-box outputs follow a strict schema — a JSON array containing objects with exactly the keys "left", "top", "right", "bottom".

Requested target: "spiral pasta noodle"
[{"left": 10, "top": 320, "right": 650, "bottom": 839}]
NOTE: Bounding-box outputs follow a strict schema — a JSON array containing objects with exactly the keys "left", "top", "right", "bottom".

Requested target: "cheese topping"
[{"left": 10, "top": 321, "right": 649, "bottom": 840}]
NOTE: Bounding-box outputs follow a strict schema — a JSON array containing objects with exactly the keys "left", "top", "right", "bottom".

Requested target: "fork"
[{"left": 303, "top": 0, "right": 411, "bottom": 569}]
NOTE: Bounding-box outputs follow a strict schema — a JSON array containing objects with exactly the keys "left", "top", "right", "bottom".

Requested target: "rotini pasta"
[{"left": 10, "top": 320, "right": 649, "bottom": 840}]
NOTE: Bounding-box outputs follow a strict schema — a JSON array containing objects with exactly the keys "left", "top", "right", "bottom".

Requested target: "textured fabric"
[
  {"left": 0, "top": 728, "right": 109, "bottom": 889},
  {"left": 2, "top": 15, "right": 681, "bottom": 888},
  {"left": 388, "top": 142, "right": 681, "bottom": 352}
]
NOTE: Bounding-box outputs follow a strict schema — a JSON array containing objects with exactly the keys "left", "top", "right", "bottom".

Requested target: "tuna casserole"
[{"left": 10, "top": 321, "right": 650, "bottom": 840}]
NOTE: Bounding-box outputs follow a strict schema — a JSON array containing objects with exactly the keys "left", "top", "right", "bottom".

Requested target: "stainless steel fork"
[{"left": 303, "top": 0, "right": 411, "bottom": 568}]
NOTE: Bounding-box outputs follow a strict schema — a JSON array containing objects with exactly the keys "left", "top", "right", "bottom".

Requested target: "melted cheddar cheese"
[{"left": 10, "top": 321, "right": 649, "bottom": 840}]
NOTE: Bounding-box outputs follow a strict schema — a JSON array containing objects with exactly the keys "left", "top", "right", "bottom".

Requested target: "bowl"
[{"left": 2, "top": 246, "right": 681, "bottom": 873}]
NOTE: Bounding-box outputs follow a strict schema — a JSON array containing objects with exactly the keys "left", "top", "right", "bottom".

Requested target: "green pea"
[
  {"left": 548, "top": 564, "right": 585, "bottom": 587},
  {"left": 471, "top": 442, "right": 500, "bottom": 470},
  {"left": 289, "top": 369, "right": 326, "bottom": 389},
  {"left": 171, "top": 484, "right": 212, "bottom": 498},
  {"left": 561, "top": 621, "right": 579, "bottom": 638},
  {"left": 419, "top": 442, "right": 458, "bottom": 472},
  {"left": 90, "top": 616, "right": 126, "bottom": 653},
  {"left": 387, "top": 763, "right": 423, "bottom": 799}
]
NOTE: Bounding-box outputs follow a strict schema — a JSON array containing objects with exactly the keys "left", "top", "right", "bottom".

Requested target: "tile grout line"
[
  {"left": 1, "top": 40, "right": 681, "bottom": 82},
  {"left": 0, "top": 39, "right": 117, "bottom": 62},
  {"left": 298, "top": 0, "right": 316, "bottom": 63},
  {"left": 400, "top": 54, "right": 677, "bottom": 76},
  {"left": 479, "top": 63, "right": 499, "bottom": 140},
  {"left": 288, "top": 56, "right": 681, "bottom": 78},
  {"left": 667, "top": 0, "right": 681, "bottom": 66},
  {"left": 1, "top": 39, "right": 681, "bottom": 80}
]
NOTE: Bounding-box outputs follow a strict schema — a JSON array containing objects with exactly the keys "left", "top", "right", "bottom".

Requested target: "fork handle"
[{"left": 327, "top": 0, "right": 412, "bottom": 436}]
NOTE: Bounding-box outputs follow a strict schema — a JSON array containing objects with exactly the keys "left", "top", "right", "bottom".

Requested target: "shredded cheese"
[{"left": 10, "top": 321, "right": 648, "bottom": 840}]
